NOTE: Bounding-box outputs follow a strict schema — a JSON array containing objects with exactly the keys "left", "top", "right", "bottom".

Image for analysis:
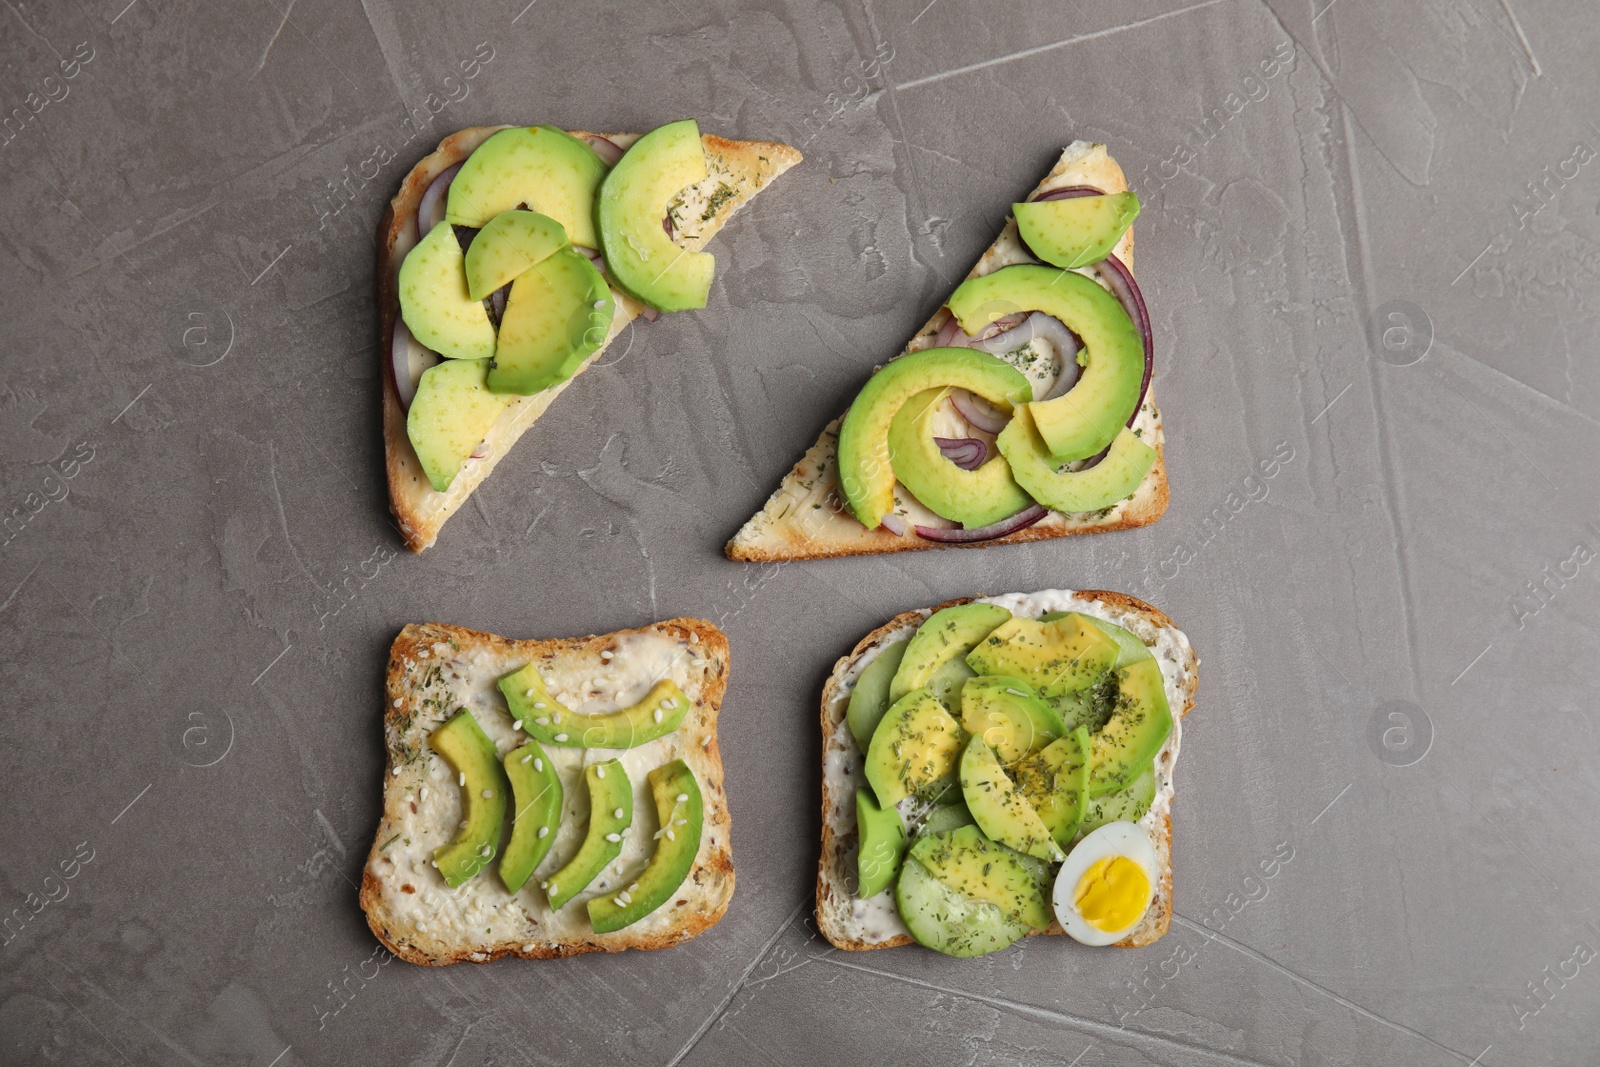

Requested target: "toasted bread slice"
[
  {"left": 382, "top": 127, "right": 801, "bottom": 552},
  {"left": 727, "top": 142, "right": 1166, "bottom": 562},
  {"left": 815, "top": 590, "right": 1197, "bottom": 953},
  {"left": 360, "top": 618, "right": 734, "bottom": 964}
]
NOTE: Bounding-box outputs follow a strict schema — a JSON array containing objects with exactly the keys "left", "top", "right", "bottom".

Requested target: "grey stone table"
[{"left": 2, "top": 1, "right": 1596, "bottom": 1064}]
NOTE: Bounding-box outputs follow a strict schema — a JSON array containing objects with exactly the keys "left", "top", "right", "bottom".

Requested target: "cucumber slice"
[
  {"left": 1077, "top": 766, "right": 1157, "bottom": 837},
  {"left": 895, "top": 857, "right": 1030, "bottom": 958},
  {"left": 846, "top": 637, "right": 910, "bottom": 752},
  {"left": 916, "top": 800, "right": 975, "bottom": 838}
]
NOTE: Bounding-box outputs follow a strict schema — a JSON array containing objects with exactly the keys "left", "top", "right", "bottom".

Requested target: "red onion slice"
[
  {"left": 1095, "top": 253, "right": 1153, "bottom": 425},
  {"left": 579, "top": 246, "right": 606, "bottom": 270},
  {"left": 469, "top": 440, "right": 490, "bottom": 460},
  {"left": 389, "top": 319, "right": 440, "bottom": 411},
  {"left": 1030, "top": 185, "right": 1104, "bottom": 203},
  {"left": 949, "top": 389, "right": 1009, "bottom": 434},
  {"left": 915, "top": 504, "right": 1048, "bottom": 543},
  {"left": 489, "top": 284, "right": 509, "bottom": 323},
  {"left": 583, "top": 134, "right": 625, "bottom": 166},
  {"left": 417, "top": 163, "right": 462, "bottom": 236},
  {"left": 638, "top": 304, "right": 660, "bottom": 322},
  {"left": 935, "top": 436, "right": 988, "bottom": 470},
  {"left": 880, "top": 514, "right": 909, "bottom": 536}
]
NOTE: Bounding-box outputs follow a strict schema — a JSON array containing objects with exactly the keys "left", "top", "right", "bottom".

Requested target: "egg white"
[{"left": 1052, "top": 821, "right": 1159, "bottom": 946}]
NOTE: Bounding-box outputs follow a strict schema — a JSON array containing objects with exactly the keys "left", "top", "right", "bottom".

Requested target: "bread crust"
[
  {"left": 726, "top": 142, "right": 1168, "bottom": 563},
  {"left": 814, "top": 591, "right": 1197, "bottom": 954},
  {"left": 359, "top": 618, "right": 735, "bottom": 965},
  {"left": 380, "top": 127, "right": 802, "bottom": 552}
]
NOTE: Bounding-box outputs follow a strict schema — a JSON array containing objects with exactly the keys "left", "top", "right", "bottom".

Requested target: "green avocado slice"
[
  {"left": 499, "top": 739, "right": 563, "bottom": 893},
  {"left": 958, "top": 735, "right": 1063, "bottom": 861},
  {"left": 588, "top": 760, "right": 703, "bottom": 933},
  {"left": 406, "top": 358, "right": 513, "bottom": 493},
  {"left": 487, "top": 246, "right": 614, "bottom": 396},
  {"left": 947, "top": 264, "right": 1142, "bottom": 461},
  {"left": 499, "top": 664, "right": 689, "bottom": 748},
  {"left": 838, "top": 348, "right": 1033, "bottom": 530},
  {"left": 854, "top": 787, "right": 907, "bottom": 898},
  {"left": 846, "top": 637, "right": 910, "bottom": 752},
  {"left": 1039, "top": 611, "right": 1153, "bottom": 669},
  {"left": 886, "top": 387, "right": 1035, "bottom": 527},
  {"left": 446, "top": 125, "right": 608, "bottom": 246},
  {"left": 545, "top": 759, "right": 632, "bottom": 909},
  {"left": 597, "top": 119, "right": 713, "bottom": 312},
  {"left": 1013, "top": 725, "right": 1092, "bottom": 847},
  {"left": 464, "top": 209, "right": 569, "bottom": 301},
  {"left": 1088, "top": 658, "right": 1173, "bottom": 796},
  {"left": 997, "top": 407, "right": 1156, "bottom": 515},
  {"left": 890, "top": 602, "right": 1012, "bottom": 705},
  {"left": 959, "top": 675, "right": 1064, "bottom": 763},
  {"left": 966, "top": 613, "right": 1118, "bottom": 698},
  {"left": 399, "top": 221, "right": 496, "bottom": 361},
  {"left": 909, "top": 825, "right": 1052, "bottom": 930},
  {"left": 1012, "top": 192, "right": 1140, "bottom": 270},
  {"left": 429, "top": 710, "right": 510, "bottom": 888},
  {"left": 864, "top": 689, "right": 963, "bottom": 808}
]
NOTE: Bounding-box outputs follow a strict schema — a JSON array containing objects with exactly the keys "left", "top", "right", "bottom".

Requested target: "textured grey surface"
[{"left": 1, "top": 0, "right": 1597, "bottom": 1064}]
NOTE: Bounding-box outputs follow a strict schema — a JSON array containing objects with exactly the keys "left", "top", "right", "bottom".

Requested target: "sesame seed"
[
  {"left": 545, "top": 881, "right": 555, "bottom": 893},
  {"left": 690, "top": 633, "right": 698, "bottom": 644},
  {"left": 537, "top": 826, "right": 549, "bottom": 838},
  {"left": 392, "top": 698, "right": 402, "bottom": 707},
  {"left": 613, "top": 807, "right": 624, "bottom": 819},
  {"left": 600, "top": 650, "right": 613, "bottom": 660},
  {"left": 521, "top": 754, "right": 533, "bottom": 764},
  {"left": 479, "top": 845, "right": 492, "bottom": 857},
  {"left": 534, "top": 716, "right": 550, "bottom": 725},
  {"left": 653, "top": 709, "right": 663, "bottom": 724},
  {"left": 540, "top": 880, "right": 549, "bottom": 889},
  {"left": 666, "top": 829, "right": 675, "bottom": 841},
  {"left": 420, "top": 787, "right": 429, "bottom": 800},
  {"left": 482, "top": 790, "right": 494, "bottom": 799},
  {"left": 593, "top": 300, "right": 606, "bottom": 309},
  {"left": 525, "top": 689, "right": 535, "bottom": 698},
  {"left": 595, "top": 765, "right": 606, "bottom": 778},
  {"left": 676, "top": 818, "right": 688, "bottom": 825},
  {"left": 392, "top": 766, "right": 402, "bottom": 776},
  {"left": 512, "top": 720, "right": 523, "bottom": 731},
  {"left": 534, "top": 758, "right": 544, "bottom": 772},
  {"left": 676, "top": 793, "right": 688, "bottom": 803},
  {"left": 458, "top": 772, "right": 466, "bottom": 787},
  {"left": 619, "top": 891, "right": 633, "bottom": 904},
  {"left": 614, "top": 896, "right": 625, "bottom": 906},
  {"left": 701, "top": 736, "right": 711, "bottom": 747},
  {"left": 534, "top": 702, "right": 546, "bottom": 709},
  {"left": 604, "top": 832, "right": 621, "bottom": 843},
  {"left": 554, "top": 733, "right": 568, "bottom": 742}
]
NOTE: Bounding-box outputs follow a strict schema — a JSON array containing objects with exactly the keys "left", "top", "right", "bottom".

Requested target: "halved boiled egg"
[{"left": 1051, "top": 820, "right": 1158, "bottom": 946}]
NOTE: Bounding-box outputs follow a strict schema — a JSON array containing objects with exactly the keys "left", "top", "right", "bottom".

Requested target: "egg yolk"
[{"left": 1073, "top": 856, "right": 1151, "bottom": 933}]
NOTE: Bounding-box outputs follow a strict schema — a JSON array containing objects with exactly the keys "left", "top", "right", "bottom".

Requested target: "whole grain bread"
[
  {"left": 360, "top": 618, "right": 734, "bottom": 965},
  {"left": 727, "top": 142, "right": 1167, "bottom": 562},
  {"left": 381, "top": 127, "right": 801, "bottom": 552},
  {"left": 814, "top": 591, "right": 1198, "bottom": 953}
]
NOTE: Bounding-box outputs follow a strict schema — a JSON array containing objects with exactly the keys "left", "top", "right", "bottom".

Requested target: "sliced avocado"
[
  {"left": 863, "top": 689, "right": 963, "bottom": 808},
  {"left": 855, "top": 787, "right": 907, "bottom": 898},
  {"left": 499, "top": 665, "right": 690, "bottom": 749},
  {"left": 1013, "top": 192, "right": 1140, "bottom": 270},
  {"left": 839, "top": 349, "right": 1033, "bottom": 530},
  {"left": 916, "top": 800, "right": 976, "bottom": 837},
  {"left": 948, "top": 264, "right": 1142, "bottom": 461},
  {"left": 846, "top": 637, "right": 910, "bottom": 753},
  {"left": 958, "top": 736, "right": 1063, "bottom": 861},
  {"left": 1078, "top": 764, "right": 1157, "bottom": 838},
  {"left": 596, "top": 119, "right": 713, "bottom": 312},
  {"left": 487, "top": 247, "right": 614, "bottom": 396},
  {"left": 500, "top": 739, "right": 563, "bottom": 893},
  {"left": 464, "top": 209, "right": 569, "bottom": 300},
  {"left": 909, "top": 825, "right": 1052, "bottom": 930},
  {"left": 1013, "top": 725, "right": 1091, "bottom": 847},
  {"left": 400, "top": 221, "right": 496, "bottom": 361},
  {"left": 446, "top": 125, "right": 608, "bottom": 246},
  {"left": 1088, "top": 658, "right": 1173, "bottom": 796},
  {"left": 545, "top": 759, "right": 632, "bottom": 909},
  {"left": 890, "top": 602, "right": 1012, "bottom": 704},
  {"left": 886, "top": 387, "right": 1034, "bottom": 527},
  {"left": 965, "top": 613, "right": 1119, "bottom": 698},
  {"left": 1039, "top": 611, "right": 1153, "bottom": 669},
  {"left": 996, "top": 408, "right": 1156, "bottom": 515},
  {"left": 896, "top": 854, "right": 1029, "bottom": 957},
  {"left": 959, "top": 675, "right": 1064, "bottom": 763},
  {"left": 429, "top": 710, "right": 510, "bottom": 888},
  {"left": 588, "top": 760, "right": 703, "bottom": 933},
  {"left": 406, "top": 358, "right": 513, "bottom": 492}
]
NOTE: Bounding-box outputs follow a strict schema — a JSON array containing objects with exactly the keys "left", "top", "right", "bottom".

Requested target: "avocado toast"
[
  {"left": 382, "top": 124, "right": 800, "bottom": 552},
  {"left": 728, "top": 141, "right": 1166, "bottom": 561},
  {"left": 816, "top": 590, "right": 1197, "bottom": 955},
  {"left": 361, "top": 618, "right": 734, "bottom": 964}
]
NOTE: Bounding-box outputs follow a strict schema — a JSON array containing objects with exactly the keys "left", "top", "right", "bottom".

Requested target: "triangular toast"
[
  {"left": 381, "top": 127, "right": 800, "bottom": 552},
  {"left": 726, "top": 142, "right": 1165, "bottom": 562}
]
